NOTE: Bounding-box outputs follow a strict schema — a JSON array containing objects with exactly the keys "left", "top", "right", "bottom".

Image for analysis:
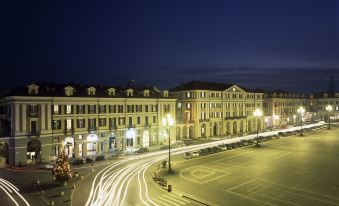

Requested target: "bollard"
[
  {"left": 36, "top": 179, "right": 40, "bottom": 185},
  {"left": 50, "top": 200, "right": 55, "bottom": 206},
  {"left": 60, "top": 191, "right": 64, "bottom": 196},
  {"left": 81, "top": 176, "right": 84, "bottom": 180},
  {"left": 167, "top": 185, "right": 172, "bottom": 192}
]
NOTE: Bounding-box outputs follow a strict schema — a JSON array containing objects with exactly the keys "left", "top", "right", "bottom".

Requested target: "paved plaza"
[{"left": 163, "top": 125, "right": 339, "bottom": 206}]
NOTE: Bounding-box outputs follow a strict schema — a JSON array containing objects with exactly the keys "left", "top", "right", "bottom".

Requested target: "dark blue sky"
[{"left": 1, "top": 0, "right": 338, "bottom": 93}]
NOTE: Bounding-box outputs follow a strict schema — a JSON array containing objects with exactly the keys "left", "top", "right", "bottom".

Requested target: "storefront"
[
  {"left": 87, "top": 134, "right": 98, "bottom": 156},
  {"left": 64, "top": 137, "right": 74, "bottom": 158}
]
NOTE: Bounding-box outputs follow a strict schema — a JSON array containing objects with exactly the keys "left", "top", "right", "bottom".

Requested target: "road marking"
[
  {"left": 157, "top": 196, "right": 182, "bottom": 206},
  {"left": 159, "top": 195, "right": 187, "bottom": 205},
  {"left": 179, "top": 166, "right": 230, "bottom": 184},
  {"left": 168, "top": 193, "right": 191, "bottom": 203},
  {"left": 152, "top": 198, "right": 172, "bottom": 206},
  {"left": 226, "top": 190, "right": 277, "bottom": 206}
]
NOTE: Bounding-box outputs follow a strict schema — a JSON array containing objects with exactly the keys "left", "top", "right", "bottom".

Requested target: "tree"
[{"left": 52, "top": 146, "right": 72, "bottom": 182}]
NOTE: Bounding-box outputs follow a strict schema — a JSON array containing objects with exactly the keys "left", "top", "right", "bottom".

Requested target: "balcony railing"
[
  {"left": 199, "top": 119, "right": 210, "bottom": 122},
  {"left": 63, "top": 128, "right": 75, "bottom": 135},
  {"left": 88, "top": 127, "right": 97, "bottom": 132},
  {"left": 224, "top": 116, "right": 247, "bottom": 120},
  {"left": 28, "top": 112, "right": 39, "bottom": 118},
  {"left": 144, "top": 123, "right": 152, "bottom": 128}
]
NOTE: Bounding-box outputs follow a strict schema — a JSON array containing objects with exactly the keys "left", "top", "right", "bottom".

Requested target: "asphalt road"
[{"left": 162, "top": 125, "right": 339, "bottom": 206}]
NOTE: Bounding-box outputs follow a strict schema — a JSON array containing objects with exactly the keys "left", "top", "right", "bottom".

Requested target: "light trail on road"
[
  {"left": 85, "top": 122, "right": 324, "bottom": 206},
  {"left": 0, "top": 178, "right": 30, "bottom": 206}
]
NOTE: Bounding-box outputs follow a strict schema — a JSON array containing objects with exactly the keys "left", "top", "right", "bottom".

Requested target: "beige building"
[
  {"left": 263, "top": 91, "right": 306, "bottom": 128},
  {"left": 307, "top": 92, "right": 339, "bottom": 122},
  {"left": 0, "top": 82, "right": 176, "bottom": 166},
  {"left": 171, "top": 81, "right": 264, "bottom": 139}
]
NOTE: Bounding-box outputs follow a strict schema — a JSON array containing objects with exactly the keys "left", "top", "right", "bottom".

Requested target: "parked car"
[
  {"left": 225, "top": 144, "right": 233, "bottom": 150},
  {"left": 212, "top": 146, "right": 222, "bottom": 153},
  {"left": 86, "top": 157, "right": 94, "bottom": 163},
  {"left": 192, "top": 151, "right": 200, "bottom": 157},
  {"left": 95, "top": 155, "right": 105, "bottom": 161},
  {"left": 199, "top": 148, "right": 209, "bottom": 156},
  {"left": 40, "top": 163, "right": 54, "bottom": 169},
  {"left": 184, "top": 152, "right": 193, "bottom": 159},
  {"left": 72, "top": 158, "right": 84, "bottom": 165},
  {"left": 137, "top": 148, "right": 149, "bottom": 153},
  {"left": 206, "top": 147, "right": 213, "bottom": 154}
]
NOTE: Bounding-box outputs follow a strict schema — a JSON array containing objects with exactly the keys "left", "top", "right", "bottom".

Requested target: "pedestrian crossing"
[{"left": 135, "top": 193, "right": 192, "bottom": 206}]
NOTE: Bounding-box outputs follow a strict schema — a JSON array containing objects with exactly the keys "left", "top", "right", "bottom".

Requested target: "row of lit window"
[{"left": 52, "top": 116, "right": 158, "bottom": 130}]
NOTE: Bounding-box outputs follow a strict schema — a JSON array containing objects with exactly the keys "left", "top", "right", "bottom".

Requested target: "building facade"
[
  {"left": 0, "top": 82, "right": 176, "bottom": 166},
  {"left": 263, "top": 91, "right": 306, "bottom": 129},
  {"left": 171, "top": 81, "right": 265, "bottom": 139},
  {"left": 307, "top": 92, "right": 339, "bottom": 122}
]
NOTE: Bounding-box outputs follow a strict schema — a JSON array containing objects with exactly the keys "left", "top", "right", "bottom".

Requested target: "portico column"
[
  {"left": 47, "top": 104, "right": 52, "bottom": 130},
  {"left": 82, "top": 143, "right": 87, "bottom": 156},
  {"left": 15, "top": 104, "right": 20, "bottom": 133},
  {"left": 22, "top": 104, "right": 27, "bottom": 133},
  {"left": 41, "top": 104, "right": 46, "bottom": 131}
]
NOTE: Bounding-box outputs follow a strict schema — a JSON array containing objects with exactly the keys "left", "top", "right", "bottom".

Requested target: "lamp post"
[
  {"left": 162, "top": 114, "right": 174, "bottom": 173},
  {"left": 297, "top": 106, "right": 305, "bottom": 136},
  {"left": 325, "top": 105, "right": 332, "bottom": 129},
  {"left": 253, "top": 108, "right": 263, "bottom": 147}
]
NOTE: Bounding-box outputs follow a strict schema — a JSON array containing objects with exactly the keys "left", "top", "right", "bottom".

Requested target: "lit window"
[
  {"left": 187, "top": 92, "right": 191, "bottom": 98},
  {"left": 79, "top": 134, "right": 83, "bottom": 140},
  {"left": 66, "top": 119, "right": 72, "bottom": 129},
  {"left": 66, "top": 105, "right": 72, "bottom": 114},
  {"left": 54, "top": 105, "right": 59, "bottom": 113},
  {"left": 187, "top": 103, "right": 191, "bottom": 109},
  {"left": 177, "top": 103, "right": 182, "bottom": 109}
]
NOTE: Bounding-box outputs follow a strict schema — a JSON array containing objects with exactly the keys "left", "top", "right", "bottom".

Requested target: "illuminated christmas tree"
[{"left": 52, "top": 145, "right": 72, "bottom": 181}]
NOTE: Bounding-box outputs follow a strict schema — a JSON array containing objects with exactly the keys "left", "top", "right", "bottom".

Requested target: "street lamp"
[
  {"left": 162, "top": 114, "right": 174, "bottom": 173},
  {"left": 253, "top": 108, "right": 263, "bottom": 147},
  {"left": 297, "top": 106, "right": 305, "bottom": 136},
  {"left": 325, "top": 105, "right": 333, "bottom": 129}
]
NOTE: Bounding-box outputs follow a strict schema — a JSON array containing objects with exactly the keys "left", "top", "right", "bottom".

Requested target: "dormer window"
[
  {"left": 143, "top": 89, "right": 150, "bottom": 97},
  {"left": 27, "top": 84, "right": 39, "bottom": 95},
  {"left": 126, "top": 89, "right": 134, "bottom": 97},
  {"left": 64, "top": 86, "right": 74, "bottom": 96},
  {"left": 87, "top": 87, "right": 96, "bottom": 96},
  {"left": 163, "top": 90, "right": 169, "bottom": 98},
  {"left": 107, "top": 88, "right": 116, "bottom": 96}
]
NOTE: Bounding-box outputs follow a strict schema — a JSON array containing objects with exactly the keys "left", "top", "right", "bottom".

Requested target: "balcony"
[
  {"left": 88, "top": 127, "right": 97, "bottom": 133},
  {"left": 199, "top": 119, "right": 210, "bottom": 122},
  {"left": 224, "top": 116, "right": 247, "bottom": 120},
  {"left": 109, "top": 125, "right": 117, "bottom": 131},
  {"left": 144, "top": 123, "right": 152, "bottom": 128},
  {"left": 63, "top": 128, "right": 74, "bottom": 135},
  {"left": 128, "top": 124, "right": 136, "bottom": 129},
  {"left": 28, "top": 112, "right": 39, "bottom": 118},
  {"left": 29, "top": 130, "right": 40, "bottom": 137}
]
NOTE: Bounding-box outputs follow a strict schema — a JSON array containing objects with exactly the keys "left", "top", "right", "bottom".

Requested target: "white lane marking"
[
  {"left": 163, "top": 194, "right": 189, "bottom": 205},
  {"left": 157, "top": 196, "right": 182, "bottom": 206},
  {"left": 167, "top": 193, "right": 191, "bottom": 203}
]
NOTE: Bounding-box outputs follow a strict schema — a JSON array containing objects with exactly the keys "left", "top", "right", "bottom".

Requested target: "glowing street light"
[
  {"left": 297, "top": 106, "right": 305, "bottom": 136},
  {"left": 325, "top": 105, "right": 333, "bottom": 129},
  {"left": 162, "top": 114, "right": 174, "bottom": 173},
  {"left": 253, "top": 108, "right": 263, "bottom": 147}
]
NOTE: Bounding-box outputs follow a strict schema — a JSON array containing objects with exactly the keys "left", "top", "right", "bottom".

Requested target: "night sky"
[{"left": 1, "top": 0, "right": 338, "bottom": 93}]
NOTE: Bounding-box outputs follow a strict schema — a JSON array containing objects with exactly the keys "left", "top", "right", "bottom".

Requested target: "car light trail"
[
  {"left": 0, "top": 178, "right": 30, "bottom": 206},
  {"left": 85, "top": 122, "right": 324, "bottom": 206}
]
